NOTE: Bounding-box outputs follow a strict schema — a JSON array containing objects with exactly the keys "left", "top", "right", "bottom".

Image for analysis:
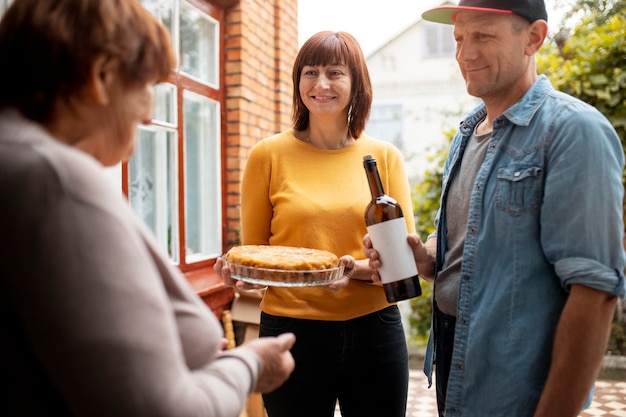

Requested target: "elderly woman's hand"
[{"left": 242, "top": 333, "right": 296, "bottom": 393}]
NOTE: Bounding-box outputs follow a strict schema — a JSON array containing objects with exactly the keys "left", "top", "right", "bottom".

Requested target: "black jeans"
[
  {"left": 260, "top": 306, "right": 409, "bottom": 417},
  {"left": 434, "top": 304, "right": 456, "bottom": 417}
]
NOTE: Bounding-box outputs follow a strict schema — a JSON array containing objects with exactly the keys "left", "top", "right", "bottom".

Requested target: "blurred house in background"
[{"left": 365, "top": 6, "right": 478, "bottom": 184}]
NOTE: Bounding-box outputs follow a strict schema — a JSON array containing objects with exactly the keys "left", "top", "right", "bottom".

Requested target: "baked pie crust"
[{"left": 224, "top": 245, "right": 342, "bottom": 286}]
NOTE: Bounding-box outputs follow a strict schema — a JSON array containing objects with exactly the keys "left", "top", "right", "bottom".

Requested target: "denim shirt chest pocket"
[{"left": 495, "top": 164, "right": 543, "bottom": 216}]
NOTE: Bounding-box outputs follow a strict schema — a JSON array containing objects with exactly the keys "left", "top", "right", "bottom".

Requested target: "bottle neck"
[{"left": 364, "top": 160, "right": 385, "bottom": 199}]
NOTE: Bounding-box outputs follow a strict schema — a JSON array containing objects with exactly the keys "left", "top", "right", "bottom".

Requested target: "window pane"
[
  {"left": 180, "top": 1, "right": 218, "bottom": 86},
  {"left": 423, "top": 23, "right": 455, "bottom": 59},
  {"left": 140, "top": 0, "right": 178, "bottom": 72},
  {"left": 184, "top": 91, "right": 221, "bottom": 262},
  {"left": 140, "top": 0, "right": 175, "bottom": 40},
  {"left": 129, "top": 128, "right": 180, "bottom": 263},
  {"left": 153, "top": 83, "right": 176, "bottom": 125}
]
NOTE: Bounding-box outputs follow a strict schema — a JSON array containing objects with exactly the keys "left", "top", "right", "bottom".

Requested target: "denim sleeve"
[
  {"left": 542, "top": 103, "right": 625, "bottom": 299},
  {"left": 556, "top": 257, "right": 626, "bottom": 298}
]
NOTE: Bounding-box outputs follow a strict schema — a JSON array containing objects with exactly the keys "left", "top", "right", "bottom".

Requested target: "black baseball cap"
[{"left": 422, "top": 0, "right": 548, "bottom": 25}]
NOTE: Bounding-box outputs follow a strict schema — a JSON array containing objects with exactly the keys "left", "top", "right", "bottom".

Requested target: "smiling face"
[
  {"left": 299, "top": 64, "right": 353, "bottom": 119},
  {"left": 291, "top": 32, "right": 372, "bottom": 138},
  {"left": 453, "top": 11, "right": 536, "bottom": 107}
]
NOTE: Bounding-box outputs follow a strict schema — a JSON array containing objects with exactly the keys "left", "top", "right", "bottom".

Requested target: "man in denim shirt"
[{"left": 364, "top": 0, "right": 626, "bottom": 416}]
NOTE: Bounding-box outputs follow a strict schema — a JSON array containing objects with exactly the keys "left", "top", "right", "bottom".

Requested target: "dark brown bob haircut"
[
  {"left": 292, "top": 31, "right": 373, "bottom": 139},
  {"left": 0, "top": 0, "right": 176, "bottom": 123}
]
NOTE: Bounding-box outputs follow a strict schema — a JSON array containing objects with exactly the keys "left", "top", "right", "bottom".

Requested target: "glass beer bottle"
[{"left": 363, "top": 154, "right": 422, "bottom": 302}]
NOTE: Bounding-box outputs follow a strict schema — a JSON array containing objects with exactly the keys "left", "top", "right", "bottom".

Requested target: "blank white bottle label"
[{"left": 367, "top": 218, "right": 418, "bottom": 284}]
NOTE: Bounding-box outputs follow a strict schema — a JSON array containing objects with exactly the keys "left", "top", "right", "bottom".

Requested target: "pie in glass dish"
[{"left": 223, "top": 245, "right": 344, "bottom": 287}]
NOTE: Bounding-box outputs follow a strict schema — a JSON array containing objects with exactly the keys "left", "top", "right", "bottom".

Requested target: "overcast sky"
[
  {"left": 297, "top": 0, "right": 564, "bottom": 56},
  {"left": 297, "top": 0, "right": 442, "bottom": 56}
]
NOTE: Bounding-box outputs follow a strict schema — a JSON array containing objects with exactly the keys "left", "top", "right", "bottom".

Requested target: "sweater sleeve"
[
  {"left": 1, "top": 143, "right": 260, "bottom": 417},
  {"left": 241, "top": 140, "right": 274, "bottom": 245}
]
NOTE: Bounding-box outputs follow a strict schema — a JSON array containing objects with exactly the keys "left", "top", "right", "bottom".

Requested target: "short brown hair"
[
  {"left": 0, "top": 0, "right": 176, "bottom": 122},
  {"left": 292, "top": 31, "right": 373, "bottom": 139}
]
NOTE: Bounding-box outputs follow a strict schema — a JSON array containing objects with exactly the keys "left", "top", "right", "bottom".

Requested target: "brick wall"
[{"left": 223, "top": 0, "right": 298, "bottom": 248}]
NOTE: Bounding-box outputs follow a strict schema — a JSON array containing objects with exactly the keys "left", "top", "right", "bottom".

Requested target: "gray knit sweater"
[{"left": 0, "top": 109, "right": 259, "bottom": 417}]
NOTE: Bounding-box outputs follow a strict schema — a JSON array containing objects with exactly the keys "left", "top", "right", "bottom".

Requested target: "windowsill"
[
  {"left": 211, "top": 0, "right": 239, "bottom": 8},
  {"left": 185, "top": 267, "right": 235, "bottom": 318}
]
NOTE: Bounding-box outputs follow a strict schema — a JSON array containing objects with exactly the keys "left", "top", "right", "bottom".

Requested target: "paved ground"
[
  {"left": 334, "top": 370, "right": 626, "bottom": 416},
  {"left": 579, "top": 380, "right": 626, "bottom": 417}
]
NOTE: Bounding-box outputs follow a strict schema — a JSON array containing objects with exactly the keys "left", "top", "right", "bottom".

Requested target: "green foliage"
[
  {"left": 407, "top": 280, "right": 433, "bottom": 349},
  {"left": 412, "top": 156, "right": 444, "bottom": 242},
  {"left": 408, "top": 130, "right": 453, "bottom": 348},
  {"left": 537, "top": 11, "right": 626, "bottom": 145},
  {"left": 411, "top": 129, "right": 454, "bottom": 242},
  {"left": 557, "top": 0, "right": 626, "bottom": 26},
  {"left": 609, "top": 319, "right": 626, "bottom": 355}
]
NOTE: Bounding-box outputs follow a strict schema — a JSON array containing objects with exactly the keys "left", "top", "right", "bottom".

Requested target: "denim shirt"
[{"left": 424, "top": 75, "right": 626, "bottom": 417}]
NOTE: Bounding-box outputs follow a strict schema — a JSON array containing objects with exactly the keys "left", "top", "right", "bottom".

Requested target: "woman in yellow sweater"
[{"left": 217, "top": 31, "right": 416, "bottom": 417}]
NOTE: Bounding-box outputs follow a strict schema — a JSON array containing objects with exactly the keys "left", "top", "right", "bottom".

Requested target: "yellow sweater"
[{"left": 242, "top": 130, "right": 416, "bottom": 321}]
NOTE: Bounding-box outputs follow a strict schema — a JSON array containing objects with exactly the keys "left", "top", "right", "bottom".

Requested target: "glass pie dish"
[{"left": 224, "top": 260, "right": 344, "bottom": 287}]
